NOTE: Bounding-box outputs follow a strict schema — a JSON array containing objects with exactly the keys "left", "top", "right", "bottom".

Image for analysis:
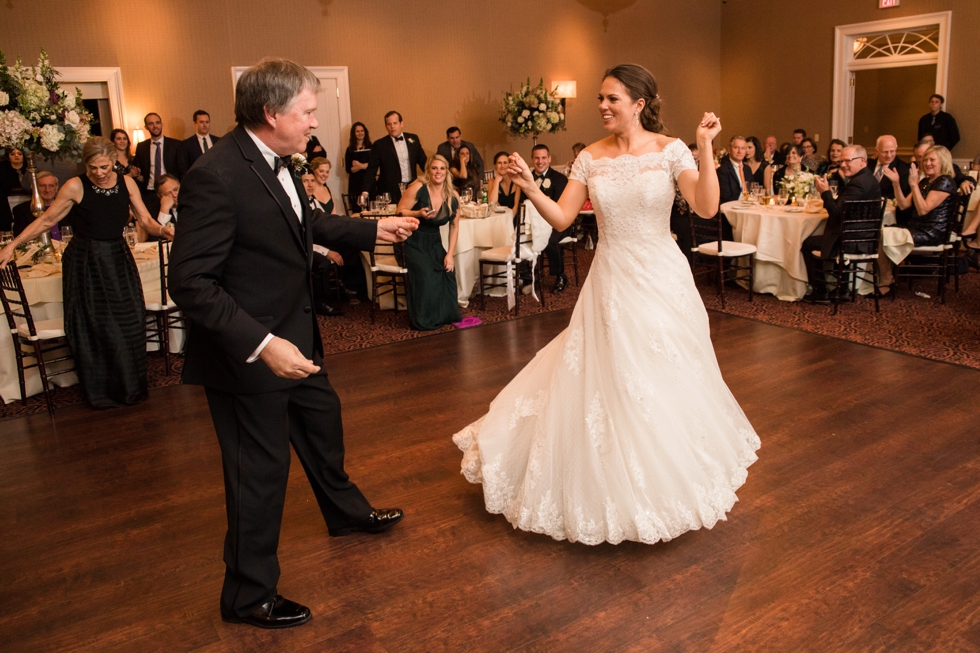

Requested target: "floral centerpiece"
[
  {"left": 500, "top": 78, "right": 565, "bottom": 141},
  {"left": 778, "top": 170, "right": 817, "bottom": 202},
  {"left": 0, "top": 49, "right": 93, "bottom": 162}
]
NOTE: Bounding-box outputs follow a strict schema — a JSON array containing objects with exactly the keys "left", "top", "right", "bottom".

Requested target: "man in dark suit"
[
  {"left": 918, "top": 94, "right": 960, "bottom": 151},
  {"left": 801, "top": 144, "right": 882, "bottom": 302},
  {"left": 868, "top": 135, "right": 912, "bottom": 227},
  {"left": 134, "top": 112, "right": 188, "bottom": 216},
  {"left": 359, "top": 111, "right": 426, "bottom": 203},
  {"left": 530, "top": 144, "right": 570, "bottom": 292},
  {"left": 716, "top": 135, "right": 752, "bottom": 240},
  {"left": 168, "top": 58, "right": 416, "bottom": 630},
  {"left": 436, "top": 126, "right": 484, "bottom": 180},
  {"left": 182, "top": 110, "right": 220, "bottom": 166},
  {"left": 12, "top": 172, "right": 72, "bottom": 237}
]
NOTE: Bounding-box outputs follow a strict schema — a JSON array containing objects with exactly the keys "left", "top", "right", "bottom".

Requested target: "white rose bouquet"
[
  {"left": 778, "top": 170, "right": 817, "bottom": 202},
  {"left": 0, "top": 49, "right": 94, "bottom": 162},
  {"left": 500, "top": 78, "right": 566, "bottom": 139}
]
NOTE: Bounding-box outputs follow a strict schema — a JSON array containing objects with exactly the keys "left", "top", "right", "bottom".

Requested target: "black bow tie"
[
  {"left": 274, "top": 156, "right": 291, "bottom": 174},
  {"left": 394, "top": 136, "right": 404, "bottom": 142},
  {"left": 534, "top": 172, "right": 545, "bottom": 180}
]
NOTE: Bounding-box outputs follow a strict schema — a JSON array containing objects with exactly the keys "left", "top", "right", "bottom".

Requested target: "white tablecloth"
[
  {"left": 721, "top": 201, "right": 829, "bottom": 301},
  {"left": 441, "top": 209, "right": 515, "bottom": 306},
  {"left": 0, "top": 242, "right": 183, "bottom": 404}
]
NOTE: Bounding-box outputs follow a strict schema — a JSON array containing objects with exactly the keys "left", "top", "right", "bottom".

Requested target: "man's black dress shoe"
[
  {"left": 222, "top": 594, "right": 312, "bottom": 629},
  {"left": 329, "top": 508, "right": 404, "bottom": 536},
  {"left": 552, "top": 274, "right": 568, "bottom": 293},
  {"left": 315, "top": 301, "right": 343, "bottom": 317}
]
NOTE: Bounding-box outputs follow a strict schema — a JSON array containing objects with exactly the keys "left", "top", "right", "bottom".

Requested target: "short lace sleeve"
[
  {"left": 668, "top": 140, "right": 697, "bottom": 182},
  {"left": 569, "top": 151, "right": 591, "bottom": 184}
]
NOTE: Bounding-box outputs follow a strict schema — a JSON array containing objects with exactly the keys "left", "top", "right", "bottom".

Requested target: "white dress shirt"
[
  {"left": 244, "top": 127, "right": 304, "bottom": 363},
  {"left": 393, "top": 135, "right": 411, "bottom": 183}
]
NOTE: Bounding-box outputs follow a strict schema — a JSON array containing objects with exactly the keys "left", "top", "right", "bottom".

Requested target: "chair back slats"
[
  {"left": 951, "top": 192, "right": 971, "bottom": 237},
  {"left": 158, "top": 240, "right": 169, "bottom": 306},
  {"left": 690, "top": 212, "right": 722, "bottom": 252},
  {"left": 839, "top": 199, "right": 885, "bottom": 254},
  {"left": 0, "top": 262, "right": 37, "bottom": 336},
  {"left": 341, "top": 194, "right": 352, "bottom": 215}
]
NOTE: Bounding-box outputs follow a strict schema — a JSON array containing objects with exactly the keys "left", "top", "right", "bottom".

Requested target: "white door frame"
[
  {"left": 58, "top": 67, "right": 128, "bottom": 133},
  {"left": 832, "top": 11, "right": 952, "bottom": 144}
]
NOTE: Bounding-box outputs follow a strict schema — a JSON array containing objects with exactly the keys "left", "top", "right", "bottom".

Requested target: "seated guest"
[
  {"left": 801, "top": 145, "right": 881, "bottom": 302},
  {"left": 717, "top": 135, "right": 752, "bottom": 204},
  {"left": 450, "top": 144, "right": 481, "bottom": 201},
  {"left": 868, "top": 135, "right": 912, "bottom": 227},
  {"left": 436, "top": 126, "right": 484, "bottom": 180},
  {"left": 487, "top": 151, "right": 522, "bottom": 210},
  {"left": 877, "top": 145, "right": 958, "bottom": 293},
  {"left": 395, "top": 155, "right": 461, "bottom": 331},
  {"left": 567, "top": 142, "right": 586, "bottom": 169},
  {"left": 310, "top": 157, "right": 368, "bottom": 303},
  {"left": 915, "top": 134, "right": 974, "bottom": 196},
  {"left": 299, "top": 166, "right": 344, "bottom": 317},
  {"left": 764, "top": 135, "right": 784, "bottom": 166},
  {"left": 155, "top": 174, "right": 180, "bottom": 227},
  {"left": 767, "top": 144, "right": 805, "bottom": 193},
  {"left": 309, "top": 157, "right": 336, "bottom": 213},
  {"left": 529, "top": 144, "right": 571, "bottom": 292},
  {"left": 744, "top": 136, "right": 769, "bottom": 186},
  {"left": 110, "top": 129, "right": 141, "bottom": 181},
  {"left": 800, "top": 138, "right": 822, "bottom": 172},
  {"left": 183, "top": 110, "right": 220, "bottom": 166},
  {"left": 817, "top": 139, "right": 846, "bottom": 180},
  {"left": 344, "top": 122, "right": 372, "bottom": 208},
  {"left": 12, "top": 172, "right": 72, "bottom": 238}
]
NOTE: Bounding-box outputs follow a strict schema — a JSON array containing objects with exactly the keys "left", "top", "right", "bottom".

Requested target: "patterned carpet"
[{"left": 4, "top": 246, "right": 979, "bottom": 420}]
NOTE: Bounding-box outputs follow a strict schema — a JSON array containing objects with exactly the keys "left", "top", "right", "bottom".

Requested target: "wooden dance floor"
[{"left": 3, "top": 309, "right": 979, "bottom": 652}]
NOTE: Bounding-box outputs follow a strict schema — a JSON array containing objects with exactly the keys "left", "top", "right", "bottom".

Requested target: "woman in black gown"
[
  {"left": 395, "top": 155, "right": 461, "bottom": 330},
  {"left": 0, "top": 137, "right": 175, "bottom": 408},
  {"left": 344, "top": 122, "right": 372, "bottom": 210}
]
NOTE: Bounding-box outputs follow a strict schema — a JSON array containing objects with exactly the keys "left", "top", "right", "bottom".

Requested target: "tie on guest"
[
  {"left": 877, "top": 145, "right": 959, "bottom": 293},
  {"left": 12, "top": 171, "right": 70, "bottom": 238},
  {"left": 716, "top": 135, "right": 751, "bottom": 205},
  {"left": 183, "top": 110, "right": 220, "bottom": 166},
  {"left": 801, "top": 145, "right": 882, "bottom": 303},
  {"left": 437, "top": 126, "right": 484, "bottom": 181},
  {"left": 109, "top": 129, "right": 141, "bottom": 180}
]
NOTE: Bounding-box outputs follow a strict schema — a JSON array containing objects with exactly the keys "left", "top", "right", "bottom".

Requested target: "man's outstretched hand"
[{"left": 377, "top": 217, "right": 419, "bottom": 243}]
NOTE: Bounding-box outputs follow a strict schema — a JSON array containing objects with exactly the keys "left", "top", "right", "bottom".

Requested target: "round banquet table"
[
  {"left": 721, "top": 200, "right": 829, "bottom": 301},
  {"left": 440, "top": 207, "right": 515, "bottom": 306},
  {"left": 0, "top": 241, "right": 183, "bottom": 404}
]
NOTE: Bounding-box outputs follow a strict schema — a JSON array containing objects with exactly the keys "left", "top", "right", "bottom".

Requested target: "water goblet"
[{"left": 60, "top": 226, "right": 73, "bottom": 246}]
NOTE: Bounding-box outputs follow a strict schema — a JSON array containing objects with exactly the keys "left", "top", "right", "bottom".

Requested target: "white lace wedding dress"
[{"left": 453, "top": 139, "right": 761, "bottom": 545}]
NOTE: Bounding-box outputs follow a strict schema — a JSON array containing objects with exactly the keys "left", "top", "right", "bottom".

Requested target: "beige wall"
[
  {"left": 720, "top": 0, "right": 980, "bottom": 159},
  {"left": 0, "top": 0, "right": 720, "bottom": 188}
]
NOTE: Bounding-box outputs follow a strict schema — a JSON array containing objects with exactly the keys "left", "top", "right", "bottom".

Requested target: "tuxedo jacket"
[
  {"left": 168, "top": 125, "right": 377, "bottom": 394},
  {"left": 536, "top": 167, "right": 568, "bottom": 202},
  {"left": 817, "top": 165, "right": 882, "bottom": 259},
  {"left": 361, "top": 133, "right": 427, "bottom": 197},
  {"left": 436, "top": 140, "right": 484, "bottom": 179},
  {"left": 716, "top": 156, "right": 752, "bottom": 206},
  {"left": 868, "top": 157, "right": 912, "bottom": 224},
  {"left": 134, "top": 136, "right": 189, "bottom": 190},
  {"left": 183, "top": 133, "right": 221, "bottom": 166}
]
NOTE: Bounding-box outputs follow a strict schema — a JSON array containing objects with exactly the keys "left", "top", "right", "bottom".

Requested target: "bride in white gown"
[{"left": 453, "top": 64, "right": 760, "bottom": 545}]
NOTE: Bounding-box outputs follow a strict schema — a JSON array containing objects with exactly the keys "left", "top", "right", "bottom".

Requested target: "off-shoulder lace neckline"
[{"left": 580, "top": 139, "right": 686, "bottom": 164}]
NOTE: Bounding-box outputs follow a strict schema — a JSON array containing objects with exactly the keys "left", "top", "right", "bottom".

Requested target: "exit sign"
[{"left": 880, "top": 0, "right": 900, "bottom": 7}]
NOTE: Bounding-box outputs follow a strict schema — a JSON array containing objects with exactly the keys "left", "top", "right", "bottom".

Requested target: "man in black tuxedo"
[
  {"left": 530, "top": 144, "right": 570, "bottom": 292},
  {"left": 436, "top": 126, "right": 484, "bottom": 180},
  {"left": 134, "top": 112, "right": 188, "bottom": 216},
  {"left": 868, "top": 135, "right": 912, "bottom": 227},
  {"left": 183, "top": 110, "right": 220, "bottom": 166},
  {"left": 918, "top": 94, "right": 960, "bottom": 151},
  {"left": 12, "top": 172, "right": 72, "bottom": 237},
  {"left": 168, "top": 58, "right": 416, "bottom": 630},
  {"left": 802, "top": 144, "right": 882, "bottom": 302},
  {"left": 716, "top": 135, "right": 751, "bottom": 240},
  {"left": 359, "top": 111, "right": 426, "bottom": 203}
]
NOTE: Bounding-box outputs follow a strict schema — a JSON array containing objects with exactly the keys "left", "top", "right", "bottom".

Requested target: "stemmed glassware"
[
  {"left": 60, "top": 226, "right": 73, "bottom": 245},
  {"left": 461, "top": 189, "right": 473, "bottom": 204},
  {"left": 357, "top": 194, "right": 368, "bottom": 214},
  {"left": 777, "top": 188, "right": 789, "bottom": 208}
]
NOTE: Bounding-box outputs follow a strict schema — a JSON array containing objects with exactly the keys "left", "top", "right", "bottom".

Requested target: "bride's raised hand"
[
  {"left": 506, "top": 152, "right": 535, "bottom": 191},
  {"left": 696, "top": 112, "right": 722, "bottom": 143}
]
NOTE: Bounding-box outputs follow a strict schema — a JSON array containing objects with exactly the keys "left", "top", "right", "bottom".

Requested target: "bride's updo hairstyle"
[{"left": 603, "top": 64, "right": 665, "bottom": 134}]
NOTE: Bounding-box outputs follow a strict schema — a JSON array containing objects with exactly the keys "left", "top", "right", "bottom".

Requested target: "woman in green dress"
[{"left": 396, "top": 155, "right": 461, "bottom": 330}]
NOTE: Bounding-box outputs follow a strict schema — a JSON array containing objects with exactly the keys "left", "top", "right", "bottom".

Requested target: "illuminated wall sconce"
[
  {"left": 132, "top": 128, "right": 146, "bottom": 146},
  {"left": 552, "top": 80, "right": 577, "bottom": 112}
]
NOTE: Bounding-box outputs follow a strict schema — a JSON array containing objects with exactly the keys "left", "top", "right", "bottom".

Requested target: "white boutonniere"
[
  {"left": 542, "top": 178, "right": 552, "bottom": 189},
  {"left": 407, "top": 137, "right": 415, "bottom": 144}
]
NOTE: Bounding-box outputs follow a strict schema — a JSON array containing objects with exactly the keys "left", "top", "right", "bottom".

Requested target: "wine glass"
[
  {"left": 357, "top": 194, "right": 368, "bottom": 214},
  {"left": 462, "top": 189, "right": 473, "bottom": 204},
  {"left": 829, "top": 180, "right": 839, "bottom": 199},
  {"left": 381, "top": 192, "right": 391, "bottom": 207},
  {"left": 777, "top": 188, "right": 789, "bottom": 207},
  {"left": 60, "top": 226, "right": 73, "bottom": 247}
]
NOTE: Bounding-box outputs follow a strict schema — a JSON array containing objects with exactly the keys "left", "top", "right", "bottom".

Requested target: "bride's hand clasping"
[
  {"left": 696, "top": 112, "right": 722, "bottom": 143},
  {"left": 505, "top": 153, "right": 535, "bottom": 191}
]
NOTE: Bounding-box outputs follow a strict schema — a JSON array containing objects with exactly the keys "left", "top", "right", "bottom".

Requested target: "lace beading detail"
[
  {"left": 585, "top": 393, "right": 608, "bottom": 454},
  {"left": 563, "top": 327, "right": 584, "bottom": 376}
]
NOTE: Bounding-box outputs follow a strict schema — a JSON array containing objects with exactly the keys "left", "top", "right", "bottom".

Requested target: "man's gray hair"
[
  {"left": 846, "top": 144, "right": 867, "bottom": 160},
  {"left": 235, "top": 58, "right": 320, "bottom": 130}
]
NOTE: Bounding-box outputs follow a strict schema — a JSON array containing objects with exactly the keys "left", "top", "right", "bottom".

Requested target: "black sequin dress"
[{"left": 62, "top": 173, "right": 148, "bottom": 408}]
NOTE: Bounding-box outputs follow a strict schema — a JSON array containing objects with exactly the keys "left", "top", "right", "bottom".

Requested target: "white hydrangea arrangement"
[
  {"left": 500, "top": 78, "right": 565, "bottom": 138},
  {"left": 0, "top": 49, "right": 93, "bottom": 162},
  {"left": 779, "top": 170, "right": 817, "bottom": 201}
]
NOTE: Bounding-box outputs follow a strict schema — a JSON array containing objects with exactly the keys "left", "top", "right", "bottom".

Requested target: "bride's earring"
[{"left": 634, "top": 110, "right": 639, "bottom": 126}]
